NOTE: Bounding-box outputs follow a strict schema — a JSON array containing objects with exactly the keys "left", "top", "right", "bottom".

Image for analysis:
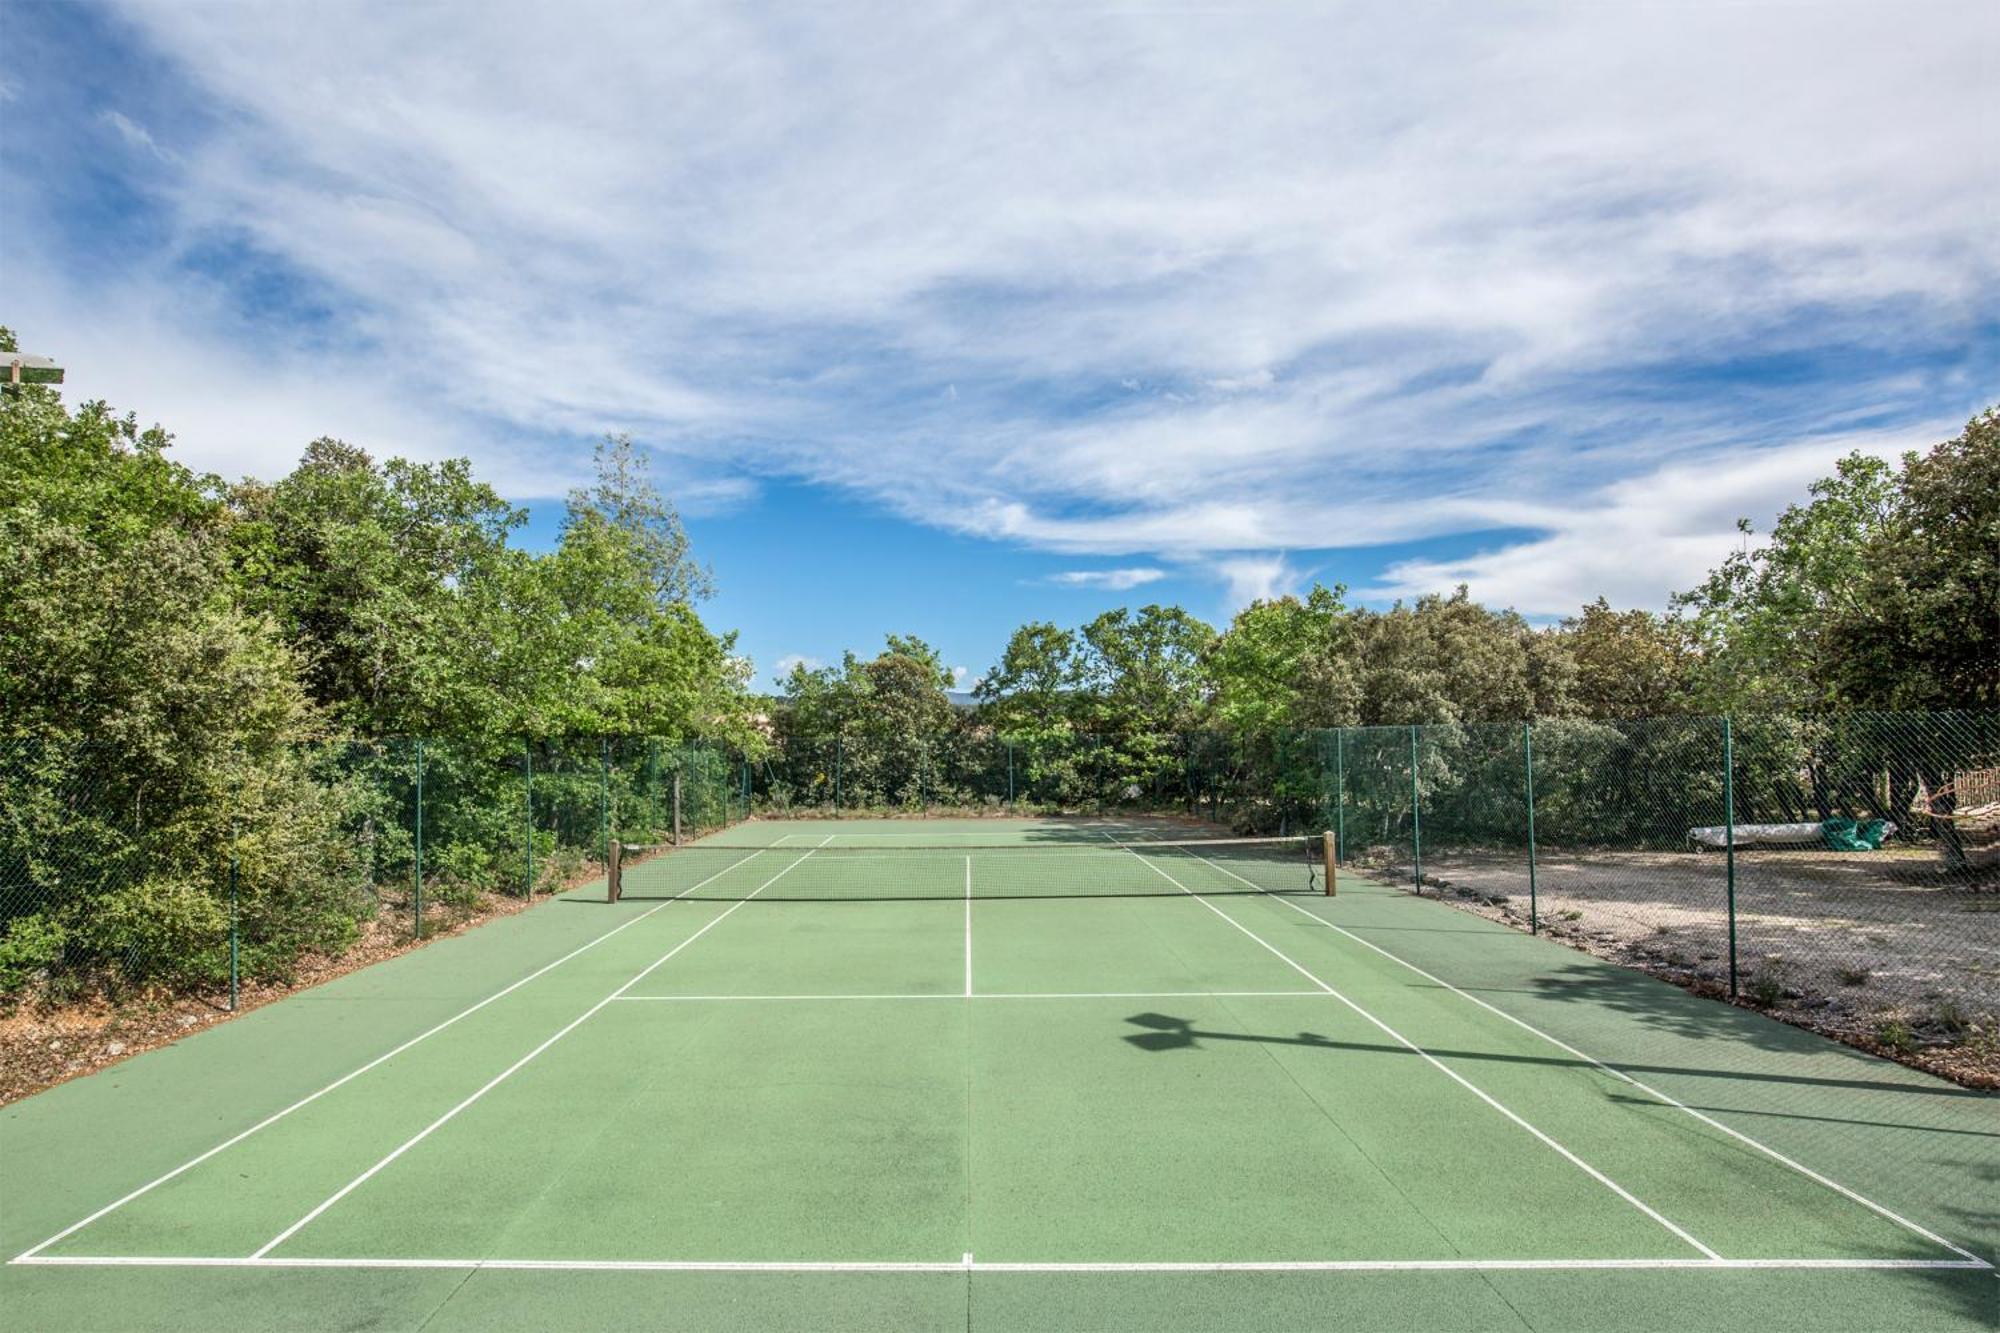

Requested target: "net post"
[
  {"left": 673, "top": 770, "right": 683, "bottom": 845},
  {"left": 1322, "top": 829, "right": 1337, "bottom": 897},
  {"left": 608, "top": 839, "right": 623, "bottom": 903}
]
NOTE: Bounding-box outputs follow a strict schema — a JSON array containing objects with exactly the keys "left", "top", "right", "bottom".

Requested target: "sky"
[{"left": 4, "top": 2, "right": 1996, "bottom": 690}]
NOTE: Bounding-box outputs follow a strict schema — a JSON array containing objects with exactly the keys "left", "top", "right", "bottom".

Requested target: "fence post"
[
  {"left": 1409, "top": 725, "right": 1423, "bottom": 892},
  {"left": 1333, "top": 729, "right": 1346, "bottom": 864},
  {"left": 673, "top": 770, "right": 683, "bottom": 845},
  {"left": 228, "top": 821, "right": 240, "bottom": 1011},
  {"left": 1006, "top": 740, "right": 1015, "bottom": 811},
  {"left": 834, "top": 735, "right": 843, "bottom": 811},
  {"left": 647, "top": 739, "right": 660, "bottom": 840},
  {"left": 524, "top": 739, "right": 534, "bottom": 897},
  {"left": 413, "top": 739, "right": 425, "bottom": 937},
  {"left": 592, "top": 736, "right": 608, "bottom": 860},
  {"left": 1724, "top": 715, "right": 1738, "bottom": 997},
  {"left": 1276, "top": 730, "right": 1289, "bottom": 835},
  {"left": 1524, "top": 721, "right": 1538, "bottom": 935}
]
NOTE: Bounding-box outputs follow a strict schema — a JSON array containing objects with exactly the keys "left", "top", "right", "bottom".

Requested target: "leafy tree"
[
  {"left": 1078, "top": 605, "right": 1214, "bottom": 733},
  {"left": 1560, "top": 598, "right": 1690, "bottom": 719},
  {"left": 774, "top": 636, "right": 956, "bottom": 805},
  {"left": 975, "top": 622, "right": 1083, "bottom": 730},
  {"left": 1673, "top": 454, "right": 1899, "bottom": 713},
  {"left": 1206, "top": 585, "right": 1361, "bottom": 731},
  {"left": 1351, "top": 588, "right": 1566, "bottom": 725},
  {"left": 1824, "top": 410, "right": 1999, "bottom": 709},
  {"left": 0, "top": 365, "right": 363, "bottom": 994},
  {"left": 228, "top": 438, "right": 529, "bottom": 736}
]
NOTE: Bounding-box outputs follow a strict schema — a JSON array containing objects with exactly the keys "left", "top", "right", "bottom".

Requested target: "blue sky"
[{"left": 5, "top": 2, "right": 1996, "bottom": 689}]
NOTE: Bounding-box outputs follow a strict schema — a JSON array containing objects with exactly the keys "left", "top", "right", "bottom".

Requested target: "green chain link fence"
[{"left": 0, "top": 734, "right": 750, "bottom": 1012}]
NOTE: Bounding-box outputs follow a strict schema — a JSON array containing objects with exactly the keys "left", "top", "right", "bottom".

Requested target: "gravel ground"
[{"left": 1355, "top": 843, "right": 1999, "bottom": 1089}]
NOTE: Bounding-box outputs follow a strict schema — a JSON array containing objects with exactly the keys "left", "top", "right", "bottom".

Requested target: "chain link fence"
[
  {"left": 6, "top": 712, "right": 1994, "bottom": 1076},
  {"left": 1324, "top": 711, "right": 1999, "bottom": 1068},
  {"left": 0, "top": 735, "right": 746, "bottom": 1012}
]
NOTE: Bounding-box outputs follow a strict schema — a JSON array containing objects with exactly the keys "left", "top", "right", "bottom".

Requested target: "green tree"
[
  {"left": 1205, "top": 585, "right": 1361, "bottom": 731},
  {"left": 1352, "top": 588, "right": 1566, "bottom": 725},
  {"left": 1673, "top": 454, "right": 1899, "bottom": 712},
  {"left": 0, "top": 362, "right": 363, "bottom": 994},
  {"left": 1824, "top": 410, "right": 2000, "bottom": 709},
  {"left": 1560, "top": 598, "right": 1690, "bottom": 719}
]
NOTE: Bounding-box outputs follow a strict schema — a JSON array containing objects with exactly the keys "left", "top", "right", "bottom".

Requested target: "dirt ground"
[{"left": 1355, "top": 843, "right": 1999, "bottom": 1089}]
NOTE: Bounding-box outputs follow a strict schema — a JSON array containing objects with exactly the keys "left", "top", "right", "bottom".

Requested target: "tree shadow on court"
[{"left": 1118, "top": 1011, "right": 1993, "bottom": 1105}]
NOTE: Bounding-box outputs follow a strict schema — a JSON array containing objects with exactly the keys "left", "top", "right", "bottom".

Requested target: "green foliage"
[
  {"left": 0, "top": 914, "right": 66, "bottom": 994},
  {"left": 0, "top": 329, "right": 753, "bottom": 1003}
]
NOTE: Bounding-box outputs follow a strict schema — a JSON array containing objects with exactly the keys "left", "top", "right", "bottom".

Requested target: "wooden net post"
[
  {"left": 608, "top": 840, "right": 623, "bottom": 903},
  {"left": 1323, "top": 829, "right": 1337, "bottom": 897}
]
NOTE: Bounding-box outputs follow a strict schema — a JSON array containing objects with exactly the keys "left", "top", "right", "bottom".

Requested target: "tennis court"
[{"left": 3, "top": 817, "right": 1993, "bottom": 1332}]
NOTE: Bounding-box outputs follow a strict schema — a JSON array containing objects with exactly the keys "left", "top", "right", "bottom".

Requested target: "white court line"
[
  {"left": 248, "top": 836, "right": 835, "bottom": 1261},
  {"left": 11, "top": 1254, "right": 1988, "bottom": 1273},
  {"left": 10, "top": 840, "right": 788, "bottom": 1265},
  {"left": 1183, "top": 847, "right": 1993, "bottom": 1270},
  {"left": 964, "top": 855, "right": 973, "bottom": 997},
  {"left": 609, "top": 991, "right": 1329, "bottom": 1002},
  {"left": 1105, "top": 838, "right": 1720, "bottom": 1261}
]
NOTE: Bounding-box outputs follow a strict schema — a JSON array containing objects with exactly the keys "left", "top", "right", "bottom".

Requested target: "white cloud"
[
  {"left": 1363, "top": 422, "right": 1942, "bottom": 615},
  {"left": 8, "top": 1, "right": 1993, "bottom": 608},
  {"left": 950, "top": 666, "right": 969, "bottom": 686},
  {"left": 1215, "top": 555, "right": 1301, "bottom": 609},
  {"left": 770, "top": 653, "right": 823, "bottom": 681},
  {"left": 101, "top": 110, "right": 176, "bottom": 162},
  {"left": 1046, "top": 567, "right": 1168, "bottom": 591}
]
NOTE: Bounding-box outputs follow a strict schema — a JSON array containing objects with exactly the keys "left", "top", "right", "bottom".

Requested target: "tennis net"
[{"left": 607, "top": 835, "right": 1330, "bottom": 903}]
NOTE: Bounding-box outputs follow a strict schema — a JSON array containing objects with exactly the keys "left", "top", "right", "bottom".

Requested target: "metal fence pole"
[
  {"left": 1724, "top": 715, "right": 1738, "bottom": 997},
  {"left": 834, "top": 735, "right": 843, "bottom": 811},
  {"left": 1006, "top": 740, "right": 1015, "bottom": 810},
  {"left": 599, "top": 738, "right": 611, "bottom": 867},
  {"left": 228, "top": 825, "right": 240, "bottom": 1011},
  {"left": 1334, "top": 728, "right": 1346, "bottom": 864},
  {"left": 1524, "top": 721, "right": 1538, "bottom": 935},
  {"left": 647, "top": 739, "right": 660, "bottom": 840},
  {"left": 1408, "top": 724, "right": 1423, "bottom": 891},
  {"left": 413, "top": 739, "right": 425, "bottom": 937},
  {"left": 524, "top": 739, "right": 534, "bottom": 897}
]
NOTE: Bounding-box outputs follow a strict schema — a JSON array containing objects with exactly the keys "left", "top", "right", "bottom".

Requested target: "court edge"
[{"left": 10, "top": 1255, "right": 1991, "bottom": 1273}]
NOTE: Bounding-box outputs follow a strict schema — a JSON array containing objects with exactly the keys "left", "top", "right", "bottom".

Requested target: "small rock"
[
  {"left": 105, "top": 1041, "right": 127, "bottom": 1056},
  {"left": 178, "top": 1015, "right": 198, "bottom": 1029}
]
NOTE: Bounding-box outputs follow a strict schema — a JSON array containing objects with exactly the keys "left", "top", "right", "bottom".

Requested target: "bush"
[{"left": 0, "top": 913, "right": 66, "bottom": 996}]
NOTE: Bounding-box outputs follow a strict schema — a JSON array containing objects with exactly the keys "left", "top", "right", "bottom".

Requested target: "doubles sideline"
[{"left": 1173, "top": 843, "right": 1990, "bottom": 1270}]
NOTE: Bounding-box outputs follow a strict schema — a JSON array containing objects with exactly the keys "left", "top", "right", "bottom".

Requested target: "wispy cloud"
[
  {"left": 6, "top": 0, "right": 1993, "bottom": 619},
  {"left": 1364, "top": 422, "right": 1943, "bottom": 615},
  {"left": 1215, "top": 555, "right": 1300, "bottom": 609},
  {"left": 770, "top": 653, "right": 823, "bottom": 681},
  {"left": 1046, "top": 567, "right": 1168, "bottom": 591},
  {"left": 100, "top": 110, "right": 176, "bottom": 162}
]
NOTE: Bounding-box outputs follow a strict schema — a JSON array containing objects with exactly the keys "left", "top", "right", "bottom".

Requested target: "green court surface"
[{"left": 3, "top": 818, "right": 1994, "bottom": 1332}]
